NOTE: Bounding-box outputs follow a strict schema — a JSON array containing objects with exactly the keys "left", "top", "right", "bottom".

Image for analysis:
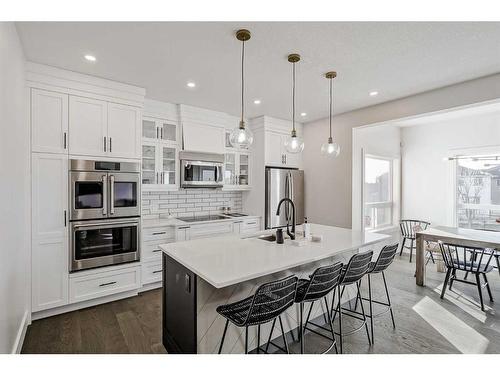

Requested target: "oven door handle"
[
  {"left": 72, "top": 220, "right": 139, "bottom": 230},
  {"left": 102, "top": 174, "right": 108, "bottom": 216},
  {"left": 109, "top": 175, "right": 115, "bottom": 215}
]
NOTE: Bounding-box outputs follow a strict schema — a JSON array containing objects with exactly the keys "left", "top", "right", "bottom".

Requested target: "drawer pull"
[
  {"left": 152, "top": 270, "right": 162, "bottom": 274},
  {"left": 152, "top": 231, "right": 167, "bottom": 235},
  {"left": 99, "top": 281, "right": 117, "bottom": 287},
  {"left": 234, "top": 221, "right": 243, "bottom": 224},
  {"left": 178, "top": 226, "right": 190, "bottom": 229},
  {"left": 152, "top": 249, "right": 161, "bottom": 253},
  {"left": 246, "top": 221, "right": 257, "bottom": 225}
]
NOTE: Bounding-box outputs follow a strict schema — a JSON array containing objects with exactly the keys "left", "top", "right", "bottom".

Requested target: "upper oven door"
[
  {"left": 109, "top": 172, "right": 140, "bottom": 218},
  {"left": 70, "top": 171, "right": 109, "bottom": 221},
  {"left": 181, "top": 160, "right": 223, "bottom": 188}
]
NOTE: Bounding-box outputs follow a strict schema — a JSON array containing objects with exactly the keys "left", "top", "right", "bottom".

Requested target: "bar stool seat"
[{"left": 216, "top": 296, "right": 254, "bottom": 326}]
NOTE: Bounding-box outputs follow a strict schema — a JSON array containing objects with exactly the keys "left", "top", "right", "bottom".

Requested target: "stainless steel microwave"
[{"left": 180, "top": 151, "right": 224, "bottom": 188}]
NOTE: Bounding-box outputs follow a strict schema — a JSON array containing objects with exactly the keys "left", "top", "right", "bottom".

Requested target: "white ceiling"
[{"left": 16, "top": 22, "right": 500, "bottom": 122}]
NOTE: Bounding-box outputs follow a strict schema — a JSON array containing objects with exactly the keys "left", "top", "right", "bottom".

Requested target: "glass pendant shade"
[
  {"left": 229, "top": 124, "right": 254, "bottom": 150},
  {"left": 285, "top": 134, "right": 305, "bottom": 153},
  {"left": 321, "top": 138, "right": 340, "bottom": 157}
]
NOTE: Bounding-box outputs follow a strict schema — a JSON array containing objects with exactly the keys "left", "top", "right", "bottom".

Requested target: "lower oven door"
[{"left": 70, "top": 218, "right": 140, "bottom": 272}]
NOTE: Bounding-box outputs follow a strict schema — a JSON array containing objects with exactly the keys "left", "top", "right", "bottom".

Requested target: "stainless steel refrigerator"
[{"left": 265, "top": 167, "right": 305, "bottom": 229}]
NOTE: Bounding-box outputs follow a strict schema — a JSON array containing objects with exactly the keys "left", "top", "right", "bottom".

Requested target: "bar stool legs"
[
  {"left": 382, "top": 271, "right": 396, "bottom": 329},
  {"left": 218, "top": 319, "right": 230, "bottom": 354}
]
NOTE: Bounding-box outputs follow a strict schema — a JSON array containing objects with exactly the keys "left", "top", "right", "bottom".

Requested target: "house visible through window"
[
  {"left": 456, "top": 155, "right": 500, "bottom": 232},
  {"left": 364, "top": 156, "right": 393, "bottom": 231}
]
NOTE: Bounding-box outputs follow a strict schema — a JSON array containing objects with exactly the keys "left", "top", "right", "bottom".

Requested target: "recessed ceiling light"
[
  {"left": 187, "top": 82, "right": 196, "bottom": 88},
  {"left": 300, "top": 112, "right": 307, "bottom": 117},
  {"left": 253, "top": 99, "right": 261, "bottom": 105},
  {"left": 369, "top": 91, "right": 379, "bottom": 96},
  {"left": 84, "top": 54, "right": 96, "bottom": 62}
]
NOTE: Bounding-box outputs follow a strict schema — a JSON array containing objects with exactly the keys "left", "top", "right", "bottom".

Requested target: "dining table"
[{"left": 416, "top": 226, "right": 500, "bottom": 286}]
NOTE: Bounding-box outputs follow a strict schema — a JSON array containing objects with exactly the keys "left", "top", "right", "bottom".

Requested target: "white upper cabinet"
[
  {"left": 69, "top": 96, "right": 141, "bottom": 159},
  {"left": 107, "top": 102, "right": 142, "bottom": 159},
  {"left": 31, "top": 89, "right": 69, "bottom": 154},
  {"left": 182, "top": 122, "right": 224, "bottom": 154},
  {"left": 265, "top": 131, "right": 302, "bottom": 168},
  {"left": 142, "top": 116, "right": 179, "bottom": 190},
  {"left": 69, "top": 96, "right": 108, "bottom": 157}
]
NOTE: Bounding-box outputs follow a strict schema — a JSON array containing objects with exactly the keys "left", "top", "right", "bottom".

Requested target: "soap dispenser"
[{"left": 303, "top": 217, "right": 311, "bottom": 239}]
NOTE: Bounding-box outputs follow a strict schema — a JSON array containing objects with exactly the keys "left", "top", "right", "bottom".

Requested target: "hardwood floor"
[{"left": 22, "top": 255, "right": 500, "bottom": 354}]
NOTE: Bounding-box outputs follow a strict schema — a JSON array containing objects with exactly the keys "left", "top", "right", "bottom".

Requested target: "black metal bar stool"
[
  {"left": 330, "top": 251, "right": 373, "bottom": 353},
  {"left": 354, "top": 244, "right": 398, "bottom": 343},
  {"left": 294, "top": 262, "right": 343, "bottom": 354},
  {"left": 216, "top": 275, "right": 298, "bottom": 354}
]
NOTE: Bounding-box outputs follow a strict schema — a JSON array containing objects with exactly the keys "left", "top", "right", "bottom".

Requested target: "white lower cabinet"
[
  {"left": 142, "top": 262, "right": 163, "bottom": 285},
  {"left": 233, "top": 218, "right": 261, "bottom": 236},
  {"left": 69, "top": 265, "right": 141, "bottom": 303},
  {"left": 189, "top": 222, "right": 234, "bottom": 240},
  {"left": 31, "top": 153, "right": 69, "bottom": 312}
]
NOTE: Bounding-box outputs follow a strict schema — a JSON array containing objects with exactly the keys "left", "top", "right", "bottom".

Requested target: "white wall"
[
  {"left": 303, "top": 73, "right": 500, "bottom": 229},
  {"left": 0, "top": 22, "right": 30, "bottom": 353},
  {"left": 352, "top": 125, "right": 401, "bottom": 231},
  {"left": 401, "top": 111, "right": 500, "bottom": 226}
]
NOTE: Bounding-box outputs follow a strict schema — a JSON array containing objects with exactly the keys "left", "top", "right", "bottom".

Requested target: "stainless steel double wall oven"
[{"left": 69, "top": 159, "right": 141, "bottom": 272}]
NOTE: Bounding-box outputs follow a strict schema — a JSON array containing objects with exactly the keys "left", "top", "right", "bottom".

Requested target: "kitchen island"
[{"left": 159, "top": 223, "right": 389, "bottom": 354}]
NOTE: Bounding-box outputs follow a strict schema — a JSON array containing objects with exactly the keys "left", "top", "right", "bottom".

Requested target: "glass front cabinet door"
[
  {"left": 141, "top": 117, "right": 179, "bottom": 190},
  {"left": 223, "top": 152, "right": 251, "bottom": 190}
]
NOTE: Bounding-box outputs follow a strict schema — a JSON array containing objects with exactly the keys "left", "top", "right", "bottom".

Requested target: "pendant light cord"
[
  {"left": 329, "top": 77, "right": 333, "bottom": 139},
  {"left": 292, "top": 61, "right": 296, "bottom": 133},
  {"left": 241, "top": 39, "right": 245, "bottom": 126}
]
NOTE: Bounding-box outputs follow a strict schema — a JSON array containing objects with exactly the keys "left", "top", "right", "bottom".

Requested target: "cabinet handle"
[
  {"left": 152, "top": 231, "right": 167, "bottom": 235},
  {"left": 64, "top": 210, "right": 67, "bottom": 227},
  {"left": 234, "top": 221, "right": 243, "bottom": 224},
  {"left": 156, "top": 172, "right": 159, "bottom": 184},
  {"left": 246, "top": 221, "right": 257, "bottom": 225},
  {"left": 152, "top": 249, "right": 162, "bottom": 253},
  {"left": 99, "top": 281, "right": 117, "bottom": 287},
  {"left": 156, "top": 127, "right": 159, "bottom": 139},
  {"left": 178, "top": 226, "right": 190, "bottom": 229},
  {"left": 103, "top": 136, "right": 107, "bottom": 152},
  {"left": 63, "top": 132, "right": 67, "bottom": 149},
  {"left": 284, "top": 154, "right": 287, "bottom": 164},
  {"left": 185, "top": 274, "right": 191, "bottom": 293},
  {"left": 160, "top": 128, "right": 163, "bottom": 139},
  {"left": 152, "top": 270, "right": 162, "bottom": 274},
  {"left": 109, "top": 137, "right": 112, "bottom": 152}
]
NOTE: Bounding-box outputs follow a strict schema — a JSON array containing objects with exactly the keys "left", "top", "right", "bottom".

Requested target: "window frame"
[{"left": 363, "top": 154, "right": 394, "bottom": 232}]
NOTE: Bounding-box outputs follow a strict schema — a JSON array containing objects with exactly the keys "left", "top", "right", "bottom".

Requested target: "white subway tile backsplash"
[{"left": 142, "top": 189, "right": 243, "bottom": 219}]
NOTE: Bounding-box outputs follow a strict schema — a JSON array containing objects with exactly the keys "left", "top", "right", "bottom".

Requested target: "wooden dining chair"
[{"left": 399, "top": 219, "right": 434, "bottom": 263}]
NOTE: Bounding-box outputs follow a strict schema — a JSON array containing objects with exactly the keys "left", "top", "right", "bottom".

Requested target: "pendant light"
[
  {"left": 284, "top": 54, "right": 304, "bottom": 154},
  {"left": 229, "top": 29, "right": 254, "bottom": 150},
  {"left": 321, "top": 71, "right": 340, "bottom": 157}
]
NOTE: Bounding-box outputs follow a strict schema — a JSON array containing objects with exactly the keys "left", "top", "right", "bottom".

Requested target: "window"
[
  {"left": 364, "top": 156, "right": 393, "bottom": 231},
  {"left": 456, "top": 155, "right": 500, "bottom": 232}
]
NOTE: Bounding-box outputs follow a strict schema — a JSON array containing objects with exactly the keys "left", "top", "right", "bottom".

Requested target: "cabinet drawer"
[
  {"left": 142, "top": 261, "right": 163, "bottom": 285},
  {"left": 142, "top": 227, "right": 175, "bottom": 242},
  {"left": 189, "top": 222, "right": 233, "bottom": 240},
  {"left": 141, "top": 241, "right": 166, "bottom": 262},
  {"left": 241, "top": 218, "right": 260, "bottom": 234},
  {"left": 69, "top": 266, "right": 141, "bottom": 303}
]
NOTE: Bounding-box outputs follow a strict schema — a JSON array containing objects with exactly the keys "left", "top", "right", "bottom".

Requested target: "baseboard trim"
[
  {"left": 12, "top": 310, "right": 30, "bottom": 354},
  {"left": 138, "top": 281, "right": 162, "bottom": 293},
  {"left": 32, "top": 290, "right": 138, "bottom": 321}
]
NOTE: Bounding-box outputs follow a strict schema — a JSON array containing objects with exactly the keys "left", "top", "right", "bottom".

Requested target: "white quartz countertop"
[
  {"left": 160, "top": 223, "right": 389, "bottom": 288},
  {"left": 142, "top": 215, "right": 260, "bottom": 228}
]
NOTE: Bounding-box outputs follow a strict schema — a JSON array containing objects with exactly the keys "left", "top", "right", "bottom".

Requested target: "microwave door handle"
[
  {"left": 217, "top": 165, "right": 223, "bottom": 183},
  {"left": 109, "top": 175, "right": 115, "bottom": 215},
  {"left": 102, "top": 174, "right": 108, "bottom": 216}
]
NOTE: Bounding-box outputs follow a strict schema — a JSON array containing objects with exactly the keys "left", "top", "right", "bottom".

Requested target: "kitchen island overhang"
[{"left": 160, "top": 224, "right": 390, "bottom": 354}]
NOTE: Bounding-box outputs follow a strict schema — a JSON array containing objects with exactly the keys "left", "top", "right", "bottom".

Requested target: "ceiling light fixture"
[
  {"left": 300, "top": 112, "right": 307, "bottom": 117},
  {"left": 253, "top": 99, "right": 261, "bottom": 105},
  {"left": 84, "top": 54, "right": 96, "bottom": 62},
  {"left": 187, "top": 82, "right": 196, "bottom": 88},
  {"left": 321, "top": 71, "right": 341, "bottom": 158},
  {"left": 369, "top": 91, "right": 378, "bottom": 96},
  {"left": 229, "top": 29, "right": 254, "bottom": 150},
  {"left": 284, "top": 53, "right": 304, "bottom": 154}
]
